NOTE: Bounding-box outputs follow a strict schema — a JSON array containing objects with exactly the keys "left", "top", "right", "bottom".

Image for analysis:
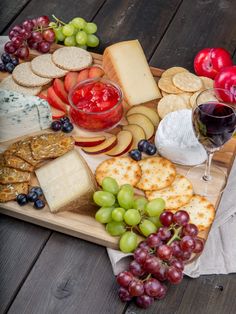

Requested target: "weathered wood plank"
[
  {"left": 151, "top": 0, "right": 236, "bottom": 70},
  {"left": 8, "top": 233, "right": 126, "bottom": 314},
  {"left": 0, "top": 215, "right": 51, "bottom": 313}
]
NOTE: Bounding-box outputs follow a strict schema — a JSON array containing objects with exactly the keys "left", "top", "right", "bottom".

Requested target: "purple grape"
[{"left": 136, "top": 294, "right": 154, "bottom": 309}]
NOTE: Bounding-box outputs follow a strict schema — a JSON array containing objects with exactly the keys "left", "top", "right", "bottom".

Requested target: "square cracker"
[
  {"left": 0, "top": 166, "right": 30, "bottom": 184},
  {"left": 13, "top": 138, "right": 41, "bottom": 166},
  {"left": 4, "top": 150, "right": 34, "bottom": 172},
  {"left": 0, "top": 182, "right": 29, "bottom": 202}
]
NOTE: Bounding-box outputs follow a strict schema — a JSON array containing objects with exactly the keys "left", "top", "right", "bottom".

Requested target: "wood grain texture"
[
  {"left": 150, "top": 0, "right": 236, "bottom": 70},
  {"left": 0, "top": 215, "right": 51, "bottom": 313},
  {"left": 8, "top": 233, "right": 126, "bottom": 314}
]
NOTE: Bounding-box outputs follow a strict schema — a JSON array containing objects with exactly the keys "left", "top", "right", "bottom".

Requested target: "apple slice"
[
  {"left": 89, "top": 66, "right": 105, "bottom": 79},
  {"left": 47, "top": 86, "right": 67, "bottom": 112},
  {"left": 123, "top": 124, "right": 146, "bottom": 149},
  {"left": 37, "top": 89, "right": 48, "bottom": 101},
  {"left": 126, "top": 105, "right": 160, "bottom": 127},
  {"left": 126, "top": 114, "right": 154, "bottom": 140},
  {"left": 77, "top": 68, "right": 89, "bottom": 83},
  {"left": 64, "top": 72, "right": 79, "bottom": 92},
  {"left": 50, "top": 106, "right": 66, "bottom": 119},
  {"left": 53, "top": 78, "right": 69, "bottom": 103},
  {"left": 74, "top": 135, "right": 106, "bottom": 147},
  {"left": 82, "top": 135, "right": 117, "bottom": 154},
  {"left": 106, "top": 131, "right": 133, "bottom": 157}
]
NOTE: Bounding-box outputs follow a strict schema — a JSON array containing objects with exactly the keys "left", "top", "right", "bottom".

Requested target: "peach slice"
[
  {"left": 82, "top": 135, "right": 117, "bottom": 154},
  {"left": 37, "top": 89, "right": 48, "bottom": 101},
  {"left": 50, "top": 107, "right": 66, "bottom": 119},
  {"left": 106, "top": 130, "right": 133, "bottom": 157},
  {"left": 53, "top": 78, "right": 69, "bottom": 104},
  {"left": 126, "top": 105, "right": 160, "bottom": 127},
  {"left": 64, "top": 72, "right": 79, "bottom": 92},
  {"left": 88, "top": 66, "right": 105, "bottom": 79},
  {"left": 126, "top": 113, "right": 154, "bottom": 140},
  {"left": 77, "top": 68, "right": 89, "bottom": 83},
  {"left": 47, "top": 86, "right": 67, "bottom": 113},
  {"left": 74, "top": 135, "right": 106, "bottom": 147},
  {"left": 122, "top": 124, "right": 146, "bottom": 149}
]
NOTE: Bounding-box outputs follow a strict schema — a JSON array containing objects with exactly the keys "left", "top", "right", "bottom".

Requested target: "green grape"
[
  {"left": 87, "top": 34, "right": 99, "bottom": 47},
  {"left": 119, "top": 231, "right": 138, "bottom": 253},
  {"left": 117, "top": 189, "right": 134, "bottom": 209},
  {"left": 62, "top": 24, "right": 75, "bottom": 37},
  {"left": 145, "top": 198, "right": 165, "bottom": 217},
  {"left": 148, "top": 216, "right": 162, "bottom": 228},
  {"left": 139, "top": 219, "right": 157, "bottom": 237},
  {"left": 54, "top": 26, "right": 65, "bottom": 41},
  {"left": 124, "top": 209, "right": 141, "bottom": 226},
  {"left": 77, "top": 44, "right": 87, "bottom": 50},
  {"left": 75, "top": 31, "right": 87, "bottom": 45},
  {"left": 102, "top": 177, "right": 119, "bottom": 195},
  {"left": 133, "top": 197, "right": 148, "bottom": 211},
  {"left": 120, "top": 184, "right": 134, "bottom": 193},
  {"left": 84, "top": 22, "right": 97, "bottom": 34},
  {"left": 111, "top": 207, "right": 125, "bottom": 222},
  {"left": 93, "top": 191, "right": 115, "bottom": 207},
  {"left": 49, "top": 22, "right": 57, "bottom": 28},
  {"left": 106, "top": 221, "right": 126, "bottom": 236},
  {"left": 64, "top": 35, "right": 76, "bottom": 46},
  {"left": 95, "top": 207, "right": 113, "bottom": 224},
  {"left": 71, "top": 17, "right": 86, "bottom": 29}
]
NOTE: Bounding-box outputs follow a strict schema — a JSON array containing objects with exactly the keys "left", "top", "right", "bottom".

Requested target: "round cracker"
[
  {"left": 190, "top": 90, "right": 217, "bottom": 108},
  {"left": 172, "top": 72, "right": 203, "bottom": 92},
  {"left": 199, "top": 76, "right": 214, "bottom": 89},
  {"left": 173, "top": 195, "right": 215, "bottom": 231},
  {"left": 31, "top": 54, "right": 68, "bottom": 78},
  {"left": 145, "top": 174, "right": 193, "bottom": 209},
  {"left": 161, "top": 91, "right": 169, "bottom": 97},
  {"left": 52, "top": 47, "right": 92, "bottom": 71},
  {"left": 162, "top": 67, "right": 189, "bottom": 78},
  {"left": 95, "top": 157, "right": 141, "bottom": 187},
  {"left": 158, "top": 76, "right": 182, "bottom": 94},
  {"left": 179, "top": 92, "right": 192, "bottom": 108},
  {"left": 136, "top": 157, "right": 176, "bottom": 191},
  {"left": 0, "top": 75, "right": 42, "bottom": 95},
  {"left": 157, "top": 94, "right": 188, "bottom": 119},
  {"left": 12, "top": 62, "right": 51, "bottom": 87}
]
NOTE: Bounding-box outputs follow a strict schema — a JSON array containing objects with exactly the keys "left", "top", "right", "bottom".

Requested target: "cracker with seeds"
[
  {"left": 172, "top": 72, "right": 203, "bottom": 92},
  {"left": 31, "top": 54, "right": 68, "bottom": 78},
  {"left": 4, "top": 150, "right": 34, "bottom": 172},
  {"left": 96, "top": 157, "right": 141, "bottom": 187},
  {"left": 146, "top": 174, "right": 193, "bottom": 209},
  {"left": 162, "top": 67, "right": 189, "bottom": 78},
  {"left": 14, "top": 139, "right": 41, "bottom": 166},
  {"left": 158, "top": 76, "right": 183, "bottom": 94},
  {"left": 31, "top": 133, "right": 74, "bottom": 160},
  {"left": 157, "top": 94, "right": 188, "bottom": 119},
  {"left": 0, "top": 75, "right": 42, "bottom": 96},
  {"left": 136, "top": 157, "right": 176, "bottom": 191},
  {"left": 0, "top": 182, "right": 29, "bottom": 202},
  {"left": 0, "top": 166, "right": 30, "bottom": 184}
]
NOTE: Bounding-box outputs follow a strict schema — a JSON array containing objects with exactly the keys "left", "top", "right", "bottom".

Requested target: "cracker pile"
[
  {"left": 96, "top": 156, "right": 215, "bottom": 231},
  {"left": 0, "top": 132, "right": 74, "bottom": 202}
]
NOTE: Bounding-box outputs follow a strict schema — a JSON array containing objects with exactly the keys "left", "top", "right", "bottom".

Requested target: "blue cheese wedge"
[{"left": 0, "top": 89, "right": 52, "bottom": 142}]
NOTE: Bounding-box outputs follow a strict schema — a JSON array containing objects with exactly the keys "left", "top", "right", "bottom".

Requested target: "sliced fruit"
[
  {"left": 126, "top": 105, "right": 160, "bottom": 127},
  {"left": 82, "top": 135, "right": 117, "bottom": 154},
  {"left": 74, "top": 135, "right": 106, "bottom": 147},
  {"left": 106, "top": 130, "right": 133, "bottom": 157},
  {"left": 37, "top": 89, "right": 48, "bottom": 101},
  {"left": 126, "top": 113, "right": 154, "bottom": 140},
  {"left": 47, "top": 86, "right": 67, "bottom": 112},
  {"left": 89, "top": 66, "right": 105, "bottom": 79},
  {"left": 122, "top": 124, "right": 146, "bottom": 149},
  {"left": 77, "top": 68, "right": 89, "bottom": 82},
  {"left": 64, "top": 72, "right": 79, "bottom": 92},
  {"left": 50, "top": 106, "right": 66, "bottom": 119},
  {"left": 53, "top": 78, "right": 69, "bottom": 103}
]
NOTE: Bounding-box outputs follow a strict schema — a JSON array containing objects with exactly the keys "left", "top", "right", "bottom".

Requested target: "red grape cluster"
[
  {"left": 5, "top": 16, "right": 55, "bottom": 59},
  {"left": 116, "top": 210, "right": 205, "bottom": 309}
]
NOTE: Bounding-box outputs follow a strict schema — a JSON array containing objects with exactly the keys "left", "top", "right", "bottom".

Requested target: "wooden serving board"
[{"left": 0, "top": 47, "right": 236, "bottom": 249}]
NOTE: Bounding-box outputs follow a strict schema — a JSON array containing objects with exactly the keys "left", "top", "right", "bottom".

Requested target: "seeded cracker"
[
  {"left": 0, "top": 75, "right": 42, "bottom": 96},
  {"left": 13, "top": 139, "right": 41, "bottom": 166},
  {"left": 0, "top": 183, "right": 29, "bottom": 202},
  {"left": 31, "top": 54, "right": 68, "bottom": 78},
  {"left": 3, "top": 150, "right": 34, "bottom": 172},
  {"left": 0, "top": 166, "right": 30, "bottom": 184},
  {"left": 172, "top": 72, "right": 203, "bottom": 92}
]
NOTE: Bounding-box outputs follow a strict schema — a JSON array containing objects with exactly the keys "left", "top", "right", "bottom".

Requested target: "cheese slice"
[
  {"left": 0, "top": 89, "right": 52, "bottom": 142},
  {"left": 35, "top": 150, "right": 97, "bottom": 213},
  {"left": 103, "top": 40, "right": 161, "bottom": 106}
]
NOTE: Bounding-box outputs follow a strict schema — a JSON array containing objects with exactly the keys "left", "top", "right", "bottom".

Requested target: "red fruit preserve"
[{"left": 69, "top": 78, "right": 123, "bottom": 131}]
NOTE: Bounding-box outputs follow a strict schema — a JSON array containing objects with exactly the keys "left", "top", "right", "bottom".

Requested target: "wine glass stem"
[{"left": 203, "top": 151, "right": 214, "bottom": 181}]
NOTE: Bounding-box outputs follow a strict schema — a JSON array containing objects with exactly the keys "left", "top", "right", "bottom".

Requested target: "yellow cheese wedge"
[{"left": 103, "top": 40, "right": 161, "bottom": 106}]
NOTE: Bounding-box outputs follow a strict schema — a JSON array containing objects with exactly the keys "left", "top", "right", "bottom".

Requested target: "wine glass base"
[{"left": 186, "top": 164, "right": 227, "bottom": 197}]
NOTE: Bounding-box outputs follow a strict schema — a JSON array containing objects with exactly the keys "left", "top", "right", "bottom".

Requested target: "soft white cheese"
[{"left": 155, "top": 109, "right": 207, "bottom": 165}]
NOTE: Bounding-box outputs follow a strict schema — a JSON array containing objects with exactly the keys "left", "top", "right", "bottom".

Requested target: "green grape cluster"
[
  {"left": 93, "top": 177, "right": 166, "bottom": 253},
  {"left": 50, "top": 16, "right": 99, "bottom": 50}
]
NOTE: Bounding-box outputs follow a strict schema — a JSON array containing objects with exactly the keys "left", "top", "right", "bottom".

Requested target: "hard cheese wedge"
[
  {"left": 0, "top": 90, "right": 52, "bottom": 142},
  {"left": 35, "top": 150, "right": 97, "bottom": 213},
  {"left": 103, "top": 40, "right": 161, "bottom": 106}
]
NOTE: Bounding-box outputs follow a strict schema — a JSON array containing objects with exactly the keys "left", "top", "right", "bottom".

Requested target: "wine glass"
[{"left": 187, "top": 88, "right": 236, "bottom": 196}]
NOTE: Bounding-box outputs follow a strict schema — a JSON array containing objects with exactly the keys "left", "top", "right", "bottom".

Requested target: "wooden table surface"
[{"left": 1, "top": 1, "right": 236, "bottom": 313}]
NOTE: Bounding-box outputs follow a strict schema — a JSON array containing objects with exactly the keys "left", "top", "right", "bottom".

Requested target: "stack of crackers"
[
  {"left": 0, "top": 132, "right": 74, "bottom": 202},
  {"left": 96, "top": 156, "right": 215, "bottom": 232},
  {"left": 0, "top": 47, "right": 92, "bottom": 96}
]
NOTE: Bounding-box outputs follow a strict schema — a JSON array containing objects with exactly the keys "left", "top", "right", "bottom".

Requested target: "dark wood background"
[{"left": 1, "top": 0, "right": 236, "bottom": 313}]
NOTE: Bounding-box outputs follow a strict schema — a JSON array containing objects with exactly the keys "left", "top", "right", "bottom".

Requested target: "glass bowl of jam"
[{"left": 68, "top": 78, "right": 123, "bottom": 131}]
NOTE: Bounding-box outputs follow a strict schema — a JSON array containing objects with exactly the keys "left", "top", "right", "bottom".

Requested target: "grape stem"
[
  {"left": 167, "top": 226, "right": 182, "bottom": 245},
  {"left": 142, "top": 273, "right": 152, "bottom": 282},
  {"left": 52, "top": 14, "right": 66, "bottom": 26}
]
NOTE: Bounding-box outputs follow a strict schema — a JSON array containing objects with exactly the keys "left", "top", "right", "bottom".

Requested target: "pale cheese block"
[
  {"left": 103, "top": 40, "right": 161, "bottom": 106},
  {"left": 35, "top": 150, "right": 97, "bottom": 213}
]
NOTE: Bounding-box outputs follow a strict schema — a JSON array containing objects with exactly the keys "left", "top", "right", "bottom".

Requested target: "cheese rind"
[
  {"left": 35, "top": 150, "right": 97, "bottom": 213},
  {"left": 103, "top": 40, "right": 161, "bottom": 106}
]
